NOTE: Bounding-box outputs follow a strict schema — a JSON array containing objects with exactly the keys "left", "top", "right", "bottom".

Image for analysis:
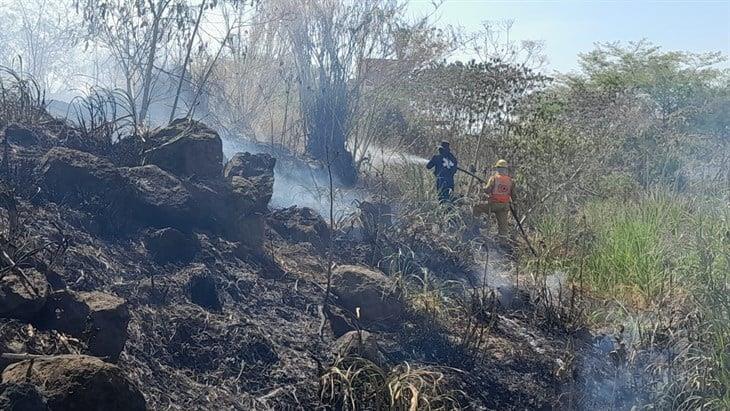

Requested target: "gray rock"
[
  {"left": 143, "top": 118, "right": 223, "bottom": 179},
  {"left": 0, "top": 268, "right": 49, "bottom": 320},
  {"left": 37, "top": 147, "right": 123, "bottom": 203},
  {"left": 331, "top": 265, "right": 403, "bottom": 323},
  {"left": 77, "top": 292, "right": 130, "bottom": 362},
  {"left": 2, "top": 355, "right": 146, "bottom": 411},
  {"left": 119, "top": 165, "right": 194, "bottom": 227}
]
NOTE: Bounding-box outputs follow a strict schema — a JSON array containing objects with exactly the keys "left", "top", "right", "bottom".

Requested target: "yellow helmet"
[{"left": 494, "top": 159, "right": 508, "bottom": 168}]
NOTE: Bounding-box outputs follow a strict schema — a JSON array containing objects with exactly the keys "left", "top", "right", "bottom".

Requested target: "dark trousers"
[{"left": 436, "top": 184, "right": 453, "bottom": 203}]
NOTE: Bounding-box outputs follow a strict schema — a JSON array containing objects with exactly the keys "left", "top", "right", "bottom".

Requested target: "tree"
[
  {"left": 73, "top": 0, "right": 197, "bottom": 125},
  {"left": 0, "top": 0, "right": 79, "bottom": 92},
  {"left": 568, "top": 40, "right": 729, "bottom": 186},
  {"left": 406, "top": 59, "right": 549, "bottom": 174},
  {"left": 279, "top": 0, "right": 407, "bottom": 185}
]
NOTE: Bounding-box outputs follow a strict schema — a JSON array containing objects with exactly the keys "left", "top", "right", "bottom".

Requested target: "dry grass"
[{"left": 320, "top": 354, "right": 466, "bottom": 410}]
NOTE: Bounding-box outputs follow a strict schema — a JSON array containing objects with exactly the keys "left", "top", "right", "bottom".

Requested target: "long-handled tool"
[{"left": 457, "top": 166, "right": 538, "bottom": 256}]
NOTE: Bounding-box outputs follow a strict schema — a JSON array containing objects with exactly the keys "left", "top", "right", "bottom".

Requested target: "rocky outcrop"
[
  {"left": 145, "top": 227, "right": 200, "bottom": 265},
  {"left": 223, "top": 152, "right": 275, "bottom": 180},
  {"left": 119, "top": 165, "right": 195, "bottom": 227},
  {"left": 143, "top": 118, "right": 223, "bottom": 179},
  {"left": 2, "top": 355, "right": 146, "bottom": 411},
  {"left": 331, "top": 265, "right": 403, "bottom": 323},
  {"left": 224, "top": 153, "right": 275, "bottom": 214},
  {"left": 269, "top": 206, "right": 329, "bottom": 250},
  {"left": 229, "top": 213, "right": 266, "bottom": 251},
  {"left": 3, "top": 124, "right": 38, "bottom": 147},
  {"left": 35, "top": 290, "right": 90, "bottom": 336},
  {"left": 0, "top": 269, "right": 49, "bottom": 320},
  {"left": 36, "top": 147, "right": 123, "bottom": 203}
]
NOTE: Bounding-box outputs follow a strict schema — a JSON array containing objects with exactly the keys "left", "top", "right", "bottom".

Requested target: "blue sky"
[{"left": 408, "top": 0, "right": 730, "bottom": 73}]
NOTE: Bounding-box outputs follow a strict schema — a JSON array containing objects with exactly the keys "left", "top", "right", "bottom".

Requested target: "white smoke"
[{"left": 222, "top": 136, "right": 364, "bottom": 219}]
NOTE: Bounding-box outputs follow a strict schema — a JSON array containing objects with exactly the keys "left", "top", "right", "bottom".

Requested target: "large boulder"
[
  {"left": 0, "top": 382, "right": 48, "bottom": 410},
  {"left": 269, "top": 206, "right": 329, "bottom": 251},
  {"left": 35, "top": 290, "right": 130, "bottom": 362},
  {"left": 0, "top": 268, "right": 49, "bottom": 320},
  {"left": 119, "top": 165, "right": 195, "bottom": 227},
  {"left": 331, "top": 265, "right": 403, "bottom": 323},
  {"left": 143, "top": 118, "right": 223, "bottom": 179},
  {"left": 224, "top": 153, "right": 275, "bottom": 214},
  {"left": 36, "top": 147, "right": 123, "bottom": 203},
  {"left": 145, "top": 227, "right": 200, "bottom": 265},
  {"left": 2, "top": 355, "right": 146, "bottom": 411},
  {"left": 78, "top": 292, "right": 130, "bottom": 362}
]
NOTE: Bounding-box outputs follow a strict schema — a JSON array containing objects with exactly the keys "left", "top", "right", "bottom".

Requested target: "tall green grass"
[
  {"left": 580, "top": 191, "right": 685, "bottom": 304},
  {"left": 533, "top": 189, "right": 729, "bottom": 408}
]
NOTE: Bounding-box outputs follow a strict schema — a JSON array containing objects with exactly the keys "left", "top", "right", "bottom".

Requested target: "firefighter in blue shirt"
[{"left": 426, "top": 141, "right": 458, "bottom": 203}]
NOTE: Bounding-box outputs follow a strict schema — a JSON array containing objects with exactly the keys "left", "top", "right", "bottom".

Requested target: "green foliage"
[
  {"left": 579, "top": 192, "right": 684, "bottom": 303},
  {"left": 530, "top": 190, "right": 729, "bottom": 408}
]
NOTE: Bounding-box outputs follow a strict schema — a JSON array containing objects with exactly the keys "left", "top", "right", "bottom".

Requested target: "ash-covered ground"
[{"left": 0, "top": 116, "right": 637, "bottom": 410}]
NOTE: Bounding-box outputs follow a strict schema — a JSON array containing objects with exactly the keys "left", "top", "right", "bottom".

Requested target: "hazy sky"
[{"left": 408, "top": 0, "right": 730, "bottom": 73}]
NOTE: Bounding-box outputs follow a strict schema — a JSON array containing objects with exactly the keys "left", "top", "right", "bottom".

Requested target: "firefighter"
[
  {"left": 426, "top": 141, "right": 458, "bottom": 203},
  {"left": 475, "top": 159, "right": 514, "bottom": 240}
]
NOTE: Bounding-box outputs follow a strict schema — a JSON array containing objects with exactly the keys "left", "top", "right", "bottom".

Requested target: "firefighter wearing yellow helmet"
[{"left": 474, "top": 159, "right": 514, "bottom": 240}]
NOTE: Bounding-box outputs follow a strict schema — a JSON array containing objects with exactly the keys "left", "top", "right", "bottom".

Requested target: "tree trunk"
[
  {"left": 169, "top": 0, "right": 206, "bottom": 123},
  {"left": 138, "top": 1, "right": 166, "bottom": 123}
]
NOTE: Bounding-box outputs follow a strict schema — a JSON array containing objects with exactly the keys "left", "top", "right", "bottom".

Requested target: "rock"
[
  {"left": 119, "top": 165, "right": 194, "bottom": 227},
  {"left": 0, "top": 268, "right": 49, "bottom": 320},
  {"left": 3, "top": 124, "right": 38, "bottom": 147},
  {"left": 35, "top": 290, "right": 90, "bottom": 336},
  {"left": 143, "top": 118, "right": 223, "bottom": 179},
  {"left": 229, "top": 176, "right": 272, "bottom": 213},
  {"left": 0, "top": 382, "right": 48, "bottom": 411},
  {"left": 77, "top": 292, "right": 130, "bottom": 362},
  {"left": 223, "top": 152, "right": 275, "bottom": 180},
  {"left": 229, "top": 213, "right": 266, "bottom": 251},
  {"left": 37, "top": 147, "right": 122, "bottom": 203},
  {"left": 224, "top": 153, "right": 275, "bottom": 214},
  {"left": 333, "top": 331, "right": 387, "bottom": 366},
  {"left": 2, "top": 355, "right": 146, "bottom": 411},
  {"left": 269, "top": 207, "right": 329, "bottom": 250},
  {"left": 187, "top": 270, "right": 221, "bottom": 311},
  {"left": 331, "top": 265, "right": 403, "bottom": 323},
  {"left": 145, "top": 227, "right": 200, "bottom": 265},
  {"left": 33, "top": 290, "right": 129, "bottom": 362}
]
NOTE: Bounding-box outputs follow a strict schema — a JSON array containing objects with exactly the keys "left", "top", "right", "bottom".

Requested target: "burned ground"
[{"left": 0, "top": 117, "right": 622, "bottom": 410}]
